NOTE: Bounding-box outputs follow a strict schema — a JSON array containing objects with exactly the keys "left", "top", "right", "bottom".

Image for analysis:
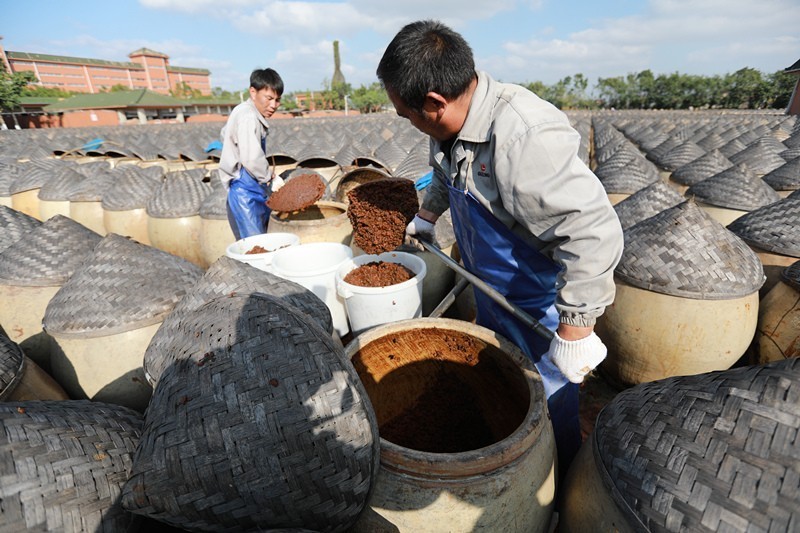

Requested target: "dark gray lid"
[
  {"left": 373, "top": 138, "right": 409, "bottom": 174},
  {"left": 658, "top": 141, "right": 707, "bottom": 172},
  {"left": 0, "top": 205, "right": 42, "bottom": 254},
  {"left": 593, "top": 358, "right": 800, "bottom": 533},
  {"left": 122, "top": 292, "right": 378, "bottom": 532},
  {"left": 101, "top": 169, "right": 161, "bottom": 210},
  {"left": 43, "top": 233, "right": 202, "bottom": 337},
  {"left": 0, "top": 332, "right": 24, "bottom": 400},
  {"left": 37, "top": 166, "right": 87, "bottom": 201},
  {"left": 143, "top": 255, "right": 334, "bottom": 386},
  {"left": 616, "top": 200, "right": 764, "bottom": 299},
  {"left": 686, "top": 163, "right": 782, "bottom": 211},
  {"left": 613, "top": 181, "right": 686, "bottom": 231},
  {"left": 0, "top": 215, "right": 101, "bottom": 286},
  {"left": 763, "top": 157, "right": 800, "bottom": 191},
  {"left": 782, "top": 260, "right": 800, "bottom": 291},
  {"left": 0, "top": 162, "right": 27, "bottom": 196},
  {"left": 728, "top": 137, "right": 788, "bottom": 176},
  {"left": 670, "top": 149, "right": 733, "bottom": 186},
  {"left": 9, "top": 164, "right": 53, "bottom": 194},
  {"left": 598, "top": 155, "right": 660, "bottom": 195},
  {"left": 394, "top": 140, "right": 432, "bottom": 180},
  {"left": 198, "top": 181, "right": 228, "bottom": 219},
  {"left": 146, "top": 169, "right": 212, "bottom": 218},
  {"left": 726, "top": 194, "right": 800, "bottom": 257},
  {"left": 66, "top": 169, "right": 114, "bottom": 202}
]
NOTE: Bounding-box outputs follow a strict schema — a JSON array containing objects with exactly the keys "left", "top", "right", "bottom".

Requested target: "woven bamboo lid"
[
  {"left": 393, "top": 138, "right": 431, "bottom": 180},
  {"left": 0, "top": 332, "right": 24, "bottom": 400},
  {"left": 143, "top": 255, "right": 333, "bottom": 386},
  {"left": 198, "top": 180, "right": 228, "bottom": 219},
  {"left": 373, "top": 138, "right": 409, "bottom": 174},
  {"left": 66, "top": 169, "right": 114, "bottom": 202},
  {"left": 726, "top": 194, "right": 800, "bottom": 257},
  {"left": 592, "top": 358, "right": 800, "bottom": 533},
  {"left": 101, "top": 169, "right": 161, "bottom": 211},
  {"left": 685, "top": 163, "right": 782, "bottom": 211},
  {"left": 598, "top": 155, "right": 660, "bottom": 195},
  {"left": 37, "top": 166, "right": 87, "bottom": 201},
  {"left": 729, "top": 136, "right": 787, "bottom": 176},
  {"left": 782, "top": 260, "right": 800, "bottom": 291},
  {"left": 0, "top": 162, "right": 26, "bottom": 196},
  {"left": 616, "top": 200, "right": 764, "bottom": 299},
  {"left": 763, "top": 157, "right": 800, "bottom": 191},
  {"left": 9, "top": 163, "right": 53, "bottom": 194},
  {"left": 0, "top": 400, "right": 143, "bottom": 532},
  {"left": 658, "top": 140, "right": 706, "bottom": 172},
  {"left": 670, "top": 149, "right": 732, "bottom": 186},
  {"left": 122, "top": 292, "right": 379, "bottom": 532},
  {"left": 0, "top": 215, "right": 101, "bottom": 287},
  {"left": 0, "top": 205, "right": 41, "bottom": 253},
  {"left": 613, "top": 181, "right": 685, "bottom": 231},
  {"left": 42, "top": 233, "right": 202, "bottom": 338},
  {"left": 146, "top": 169, "right": 212, "bottom": 218}
]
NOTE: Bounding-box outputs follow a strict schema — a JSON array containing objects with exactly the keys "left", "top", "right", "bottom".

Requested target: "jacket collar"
[
  {"left": 246, "top": 98, "right": 270, "bottom": 130},
  {"left": 457, "top": 70, "right": 494, "bottom": 144}
]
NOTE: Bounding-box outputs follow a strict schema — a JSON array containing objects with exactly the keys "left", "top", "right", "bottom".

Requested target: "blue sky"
[{"left": 3, "top": 0, "right": 799, "bottom": 94}]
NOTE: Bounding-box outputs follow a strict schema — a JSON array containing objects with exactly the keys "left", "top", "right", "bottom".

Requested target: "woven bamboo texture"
[
  {"left": 597, "top": 153, "right": 661, "bottom": 195},
  {"left": 146, "top": 169, "right": 212, "bottom": 218},
  {"left": 616, "top": 201, "right": 765, "bottom": 299},
  {"left": 198, "top": 181, "right": 228, "bottom": 219},
  {"left": 0, "top": 205, "right": 41, "bottom": 253},
  {"left": 782, "top": 260, "right": 800, "bottom": 291},
  {"left": 8, "top": 163, "right": 54, "bottom": 194},
  {"left": 101, "top": 170, "right": 161, "bottom": 211},
  {"left": 0, "top": 161, "right": 26, "bottom": 195},
  {"left": 143, "top": 255, "right": 333, "bottom": 386},
  {"left": 686, "top": 163, "right": 782, "bottom": 211},
  {"left": 613, "top": 181, "right": 685, "bottom": 231},
  {"left": 728, "top": 137, "right": 788, "bottom": 176},
  {"left": 763, "top": 157, "right": 800, "bottom": 191},
  {"left": 726, "top": 195, "right": 800, "bottom": 258},
  {"left": 122, "top": 293, "right": 379, "bottom": 532},
  {"left": 65, "top": 170, "right": 115, "bottom": 202},
  {"left": 0, "top": 400, "right": 143, "bottom": 532},
  {"left": 0, "top": 215, "right": 101, "bottom": 287},
  {"left": 670, "top": 149, "right": 732, "bottom": 187},
  {"left": 658, "top": 141, "right": 707, "bottom": 172},
  {"left": 37, "top": 166, "right": 87, "bottom": 201},
  {"left": 592, "top": 358, "right": 800, "bottom": 533},
  {"left": 0, "top": 331, "right": 24, "bottom": 400},
  {"left": 42, "top": 233, "right": 202, "bottom": 337}
]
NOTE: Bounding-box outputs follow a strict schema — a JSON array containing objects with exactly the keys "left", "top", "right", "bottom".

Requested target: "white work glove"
[
  {"left": 270, "top": 175, "right": 285, "bottom": 192},
  {"left": 548, "top": 331, "right": 607, "bottom": 384},
  {"left": 404, "top": 214, "right": 436, "bottom": 250}
]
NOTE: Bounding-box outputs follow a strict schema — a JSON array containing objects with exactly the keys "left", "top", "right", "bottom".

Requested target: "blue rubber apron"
[
  {"left": 226, "top": 136, "right": 272, "bottom": 240},
  {"left": 446, "top": 182, "right": 581, "bottom": 470}
]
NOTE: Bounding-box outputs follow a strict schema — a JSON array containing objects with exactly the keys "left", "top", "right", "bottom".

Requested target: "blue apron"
[
  {"left": 447, "top": 182, "right": 581, "bottom": 470},
  {"left": 226, "top": 136, "right": 272, "bottom": 240}
]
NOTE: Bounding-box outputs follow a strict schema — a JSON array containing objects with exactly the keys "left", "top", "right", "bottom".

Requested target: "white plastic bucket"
[
  {"left": 225, "top": 232, "right": 300, "bottom": 273},
  {"left": 336, "top": 251, "right": 427, "bottom": 335},
  {"left": 271, "top": 242, "right": 353, "bottom": 337}
]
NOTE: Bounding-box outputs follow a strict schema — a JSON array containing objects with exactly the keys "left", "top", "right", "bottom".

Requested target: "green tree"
[
  {"left": 170, "top": 81, "right": 202, "bottom": 99},
  {"left": 349, "top": 83, "right": 389, "bottom": 113},
  {"left": 726, "top": 67, "right": 767, "bottom": 108},
  {"left": 0, "top": 70, "right": 37, "bottom": 112},
  {"left": 21, "top": 84, "right": 73, "bottom": 98},
  {"left": 768, "top": 69, "right": 796, "bottom": 109}
]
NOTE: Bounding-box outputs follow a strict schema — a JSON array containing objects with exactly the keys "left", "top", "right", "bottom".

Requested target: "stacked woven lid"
[
  {"left": 762, "top": 156, "right": 800, "bottom": 193},
  {"left": 670, "top": 149, "right": 732, "bottom": 187},
  {"left": 198, "top": 179, "right": 228, "bottom": 220},
  {"left": 146, "top": 169, "right": 211, "bottom": 218},
  {"left": 0, "top": 205, "right": 41, "bottom": 253},
  {"left": 657, "top": 140, "right": 706, "bottom": 172},
  {"left": 66, "top": 167, "right": 115, "bottom": 202},
  {"left": 728, "top": 136, "right": 788, "bottom": 176},
  {"left": 726, "top": 192, "right": 800, "bottom": 258},
  {"left": 0, "top": 215, "right": 101, "bottom": 287},
  {"left": 101, "top": 166, "right": 163, "bottom": 211},
  {"left": 8, "top": 160, "right": 55, "bottom": 195},
  {"left": 592, "top": 357, "right": 800, "bottom": 532},
  {"left": 782, "top": 260, "right": 800, "bottom": 291},
  {"left": 42, "top": 233, "right": 202, "bottom": 338},
  {"left": 0, "top": 400, "right": 144, "bottom": 532},
  {"left": 0, "top": 331, "right": 24, "bottom": 400},
  {"left": 686, "top": 163, "right": 781, "bottom": 211},
  {"left": 615, "top": 201, "right": 764, "bottom": 299},
  {"left": 122, "top": 292, "right": 379, "bottom": 532},
  {"left": 37, "top": 165, "right": 87, "bottom": 201},
  {"left": 613, "top": 181, "right": 685, "bottom": 230},
  {"left": 143, "top": 255, "right": 333, "bottom": 386}
]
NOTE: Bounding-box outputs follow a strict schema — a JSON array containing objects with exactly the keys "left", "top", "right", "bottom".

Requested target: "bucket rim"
[
  {"left": 336, "top": 251, "right": 427, "bottom": 295},
  {"left": 271, "top": 242, "right": 354, "bottom": 277},
  {"left": 225, "top": 232, "right": 300, "bottom": 260}
]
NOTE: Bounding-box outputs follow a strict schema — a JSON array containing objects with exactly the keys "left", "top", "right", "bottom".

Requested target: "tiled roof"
[
  {"left": 170, "top": 66, "right": 211, "bottom": 75},
  {"left": 129, "top": 48, "right": 169, "bottom": 58},
  {"left": 43, "top": 89, "right": 186, "bottom": 111},
  {"left": 786, "top": 58, "right": 800, "bottom": 73},
  {"left": 7, "top": 51, "right": 143, "bottom": 70}
]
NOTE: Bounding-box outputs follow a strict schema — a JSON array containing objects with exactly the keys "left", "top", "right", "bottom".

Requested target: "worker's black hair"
[
  {"left": 250, "top": 68, "right": 284, "bottom": 95},
  {"left": 376, "top": 20, "right": 475, "bottom": 113}
]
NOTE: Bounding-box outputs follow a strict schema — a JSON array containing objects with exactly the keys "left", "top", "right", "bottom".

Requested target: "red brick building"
[{"left": 0, "top": 42, "right": 211, "bottom": 96}]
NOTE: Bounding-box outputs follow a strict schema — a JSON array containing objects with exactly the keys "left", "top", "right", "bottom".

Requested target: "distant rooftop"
[
  {"left": 6, "top": 49, "right": 209, "bottom": 74},
  {"left": 43, "top": 89, "right": 186, "bottom": 112}
]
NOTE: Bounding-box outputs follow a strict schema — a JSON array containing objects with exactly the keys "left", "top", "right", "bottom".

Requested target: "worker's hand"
[
  {"left": 270, "top": 175, "right": 285, "bottom": 192},
  {"left": 548, "top": 331, "right": 607, "bottom": 384},
  {"left": 404, "top": 214, "right": 435, "bottom": 251}
]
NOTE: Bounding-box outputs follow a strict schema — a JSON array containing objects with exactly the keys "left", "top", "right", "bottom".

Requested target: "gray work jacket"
[
  {"left": 217, "top": 98, "right": 271, "bottom": 187},
  {"left": 421, "top": 71, "right": 623, "bottom": 327}
]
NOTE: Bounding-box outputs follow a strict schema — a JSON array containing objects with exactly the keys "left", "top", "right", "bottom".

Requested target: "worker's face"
[
  {"left": 386, "top": 87, "right": 450, "bottom": 141},
  {"left": 250, "top": 86, "right": 281, "bottom": 119}
]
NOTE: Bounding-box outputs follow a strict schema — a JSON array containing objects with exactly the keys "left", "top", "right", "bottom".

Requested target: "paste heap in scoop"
[
  {"left": 347, "top": 178, "right": 419, "bottom": 254},
  {"left": 266, "top": 173, "right": 326, "bottom": 213}
]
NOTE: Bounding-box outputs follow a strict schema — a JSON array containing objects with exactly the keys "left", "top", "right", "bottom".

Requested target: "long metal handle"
[{"left": 417, "top": 238, "right": 555, "bottom": 342}]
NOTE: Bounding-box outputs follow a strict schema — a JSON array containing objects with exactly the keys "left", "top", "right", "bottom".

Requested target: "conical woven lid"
[
  {"left": 37, "top": 166, "right": 88, "bottom": 201},
  {"left": 763, "top": 157, "right": 800, "bottom": 191},
  {"left": 66, "top": 170, "right": 114, "bottom": 202},
  {"left": 9, "top": 164, "right": 53, "bottom": 194},
  {"left": 598, "top": 155, "right": 660, "bottom": 195},
  {"left": 122, "top": 292, "right": 379, "bottom": 532},
  {"left": 726, "top": 194, "right": 800, "bottom": 257},
  {"left": 0, "top": 205, "right": 42, "bottom": 253},
  {"left": 146, "top": 169, "right": 212, "bottom": 218},
  {"left": 718, "top": 136, "right": 748, "bottom": 158},
  {"left": 0, "top": 332, "right": 24, "bottom": 400},
  {"left": 198, "top": 181, "right": 228, "bottom": 219},
  {"left": 42, "top": 233, "right": 202, "bottom": 337},
  {"left": 613, "top": 181, "right": 686, "bottom": 231},
  {"left": 658, "top": 141, "right": 707, "bottom": 172},
  {"left": 0, "top": 399, "right": 143, "bottom": 532},
  {"left": 593, "top": 358, "right": 800, "bottom": 533},
  {"left": 143, "top": 255, "right": 333, "bottom": 385},
  {"left": 373, "top": 138, "right": 408, "bottom": 173},
  {"left": 393, "top": 140, "right": 432, "bottom": 180},
  {"left": 729, "top": 137, "right": 787, "bottom": 176},
  {"left": 0, "top": 215, "right": 101, "bottom": 286},
  {"left": 670, "top": 149, "right": 732, "bottom": 186},
  {"left": 616, "top": 200, "right": 764, "bottom": 299},
  {"left": 696, "top": 131, "right": 726, "bottom": 151},
  {"left": 0, "top": 162, "right": 26, "bottom": 195},
  {"left": 686, "top": 163, "right": 782, "bottom": 211},
  {"left": 101, "top": 170, "right": 161, "bottom": 211},
  {"left": 782, "top": 260, "right": 800, "bottom": 291},
  {"left": 593, "top": 146, "right": 638, "bottom": 179}
]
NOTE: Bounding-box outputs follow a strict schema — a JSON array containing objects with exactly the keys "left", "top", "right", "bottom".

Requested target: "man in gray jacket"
[
  {"left": 218, "top": 68, "right": 285, "bottom": 239},
  {"left": 377, "top": 20, "right": 623, "bottom": 469}
]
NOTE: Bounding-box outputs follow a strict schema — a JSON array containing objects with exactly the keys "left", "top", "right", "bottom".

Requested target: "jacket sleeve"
[
  {"left": 496, "top": 118, "right": 623, "bottom": 327},
  {"left": 236, "top": 113, "right": 270, "bottom": 182}
]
